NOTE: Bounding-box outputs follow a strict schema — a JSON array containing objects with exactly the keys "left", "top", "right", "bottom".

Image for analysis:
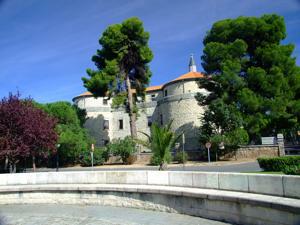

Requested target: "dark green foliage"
[
  {"left": 139, "top": 121, "right": 181, "bottom": 170},
  {"left": 257, "top": 156, "right": 300, "bottom": 172},
  {"left": 82, "top": 17, "right": 153, "bottom": 137},
  {"left": 80, "top": 147, "right": 109, "bottom": 167},
  {"left": 198, "top": 14, "right": 300, "bottom": 144},
  {"left": 173, "top": 151, "right": 188, "bottom": 164},
  {"left": 86, "top": 17, "right": 153, "bottom": 94},
  {"left": 199, "top": 126, "right": 249, "bottom": 160},
  {"left": 150, "top": 152, "right": 172, "bottom": 166},
  {"left": 107, "top": 136, "right": 136, "bottom": 164},
  {"left": 40, "top": 102, "right": 91, "bottom": 165},
  {"left": 225, "top": 128, "right": 249, "bottom": 149},
  {"left": 73, "top": 105, "right": 87, "bottom": 127},
  {"left": 282, "top": 165, "right": 300, "bottom": 175},
  {"left": 111, "top": 92, "right": 127, "bottom": 108}
]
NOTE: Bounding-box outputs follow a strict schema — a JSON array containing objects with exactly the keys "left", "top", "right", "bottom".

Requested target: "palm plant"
[{"left": 139, "top": 121, "right": 181, "bottom": 170}]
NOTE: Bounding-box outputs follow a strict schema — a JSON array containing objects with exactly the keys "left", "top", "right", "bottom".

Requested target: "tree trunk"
[
  {"left": 4, "top": 156, "right": 8, "bottom": 171},
  {"left": 159, "top": 162, "right": 167, "bottom": 171},
  {"left": 125, "top": 75, "right": 137, "bottom": 138},
  {"left": 32, "top": 155, "right": 36, "bottom": 172},
  {"left": 9, "top": 162, "right": 16, "bottom": 173}
]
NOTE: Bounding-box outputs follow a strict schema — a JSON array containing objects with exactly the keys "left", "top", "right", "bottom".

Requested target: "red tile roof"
[
  {"left": 172, "top": 71, "right": 204, "bottom": 81},
  {"left": 145, "top": 85, "right": 163, "bottom": 92},
  {"left": 75, "top": 72, "right": 205, "bottom": 98},
  {"left": 79, "top": 91, "right": 93, "bottom": 97}
]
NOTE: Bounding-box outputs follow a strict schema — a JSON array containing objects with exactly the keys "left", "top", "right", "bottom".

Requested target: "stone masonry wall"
[{"left": 222, "top": 145, "right": 280, "bottom": 160}]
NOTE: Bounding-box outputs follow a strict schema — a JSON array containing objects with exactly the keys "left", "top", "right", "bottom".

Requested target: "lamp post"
[
  {"left": 218, "top": 142, "right": 224, "bottom": 162},
  {"left": 56, "top": 144, "right": 60, "bottom": 172},
  {"left": 91, "top": 143, "right": 95, "bottom": 169}
]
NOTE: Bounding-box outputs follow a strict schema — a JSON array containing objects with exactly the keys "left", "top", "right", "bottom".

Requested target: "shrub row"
[
  {"left": 257, "top": 156, "right": 300, "bottom": 175},
  {"left": 282, "top": 165, "right": 300, "bottom": 175},
  {"left": 150, "top": 151, "right": 189, "bottom": 166},
  {"left": 80, "top": 147, "right": 109, "bottom": 167},
  {"left": 80, "top": 136, "right": 137, "bottom": 166}
]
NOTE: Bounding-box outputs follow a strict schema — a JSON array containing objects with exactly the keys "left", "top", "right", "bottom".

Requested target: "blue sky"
[{"left": 0, "top": 0, "right": 299, "bottom": 103}]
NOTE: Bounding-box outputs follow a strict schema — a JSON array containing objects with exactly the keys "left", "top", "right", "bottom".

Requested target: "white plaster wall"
[
  {"left": 76, "top": 96, "right": 112, "bottom": 109},
  {"left": 84, "top": 111, "right": 112, "bottom": 146},
  {"left": 162, "top": 80, "right": 199, "bottom": 96},
  {"left": 1, "top": 172, "right": 299, "bottom": 225},
  {"left": 74, "top": 79, "right": 206, "bottom": 150},
  {"left": 145, "top": 91, "right": 160, "bottom": 102},
  {"left": 111, "top": 110, "right": 131, "bottom": 140}
]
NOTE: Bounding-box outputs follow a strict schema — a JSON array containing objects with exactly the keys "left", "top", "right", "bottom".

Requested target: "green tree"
[
  {"left": 82, "top": 17, "right": 153, "bottom": 138},
  {"left": 0, "top": 94, "right": 58, "bottom": 172},
  {"left": 197, "top": 14, "right": 300, "bottom": 144},
  {"left": 42, "top": 102, "right": 91, "bottom": 165},
  {"left": 139, "top": 122, "right": 181, "bottom": 170},
  {"left": 107, "top": 136, "right": 136, "bottom": 164},
  {"left": 80, "top": 147, "right": 109, "bottom": 167}
]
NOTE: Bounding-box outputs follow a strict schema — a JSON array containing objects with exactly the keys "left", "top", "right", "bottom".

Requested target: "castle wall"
[
  {"left": 110, "top": 110, "right": 131, "bottom": 140},
  {"left": 162, "top": 80, "right": 197, "bottom": 96},
  {"left": 145, "top": 91, "right": 162, "bottom": 102},
  {"left": 142, "top": 80, "right": 205, "bottom": 152},
  {"left": 74, "top": 78, "right": 205, "bottom": 152}
]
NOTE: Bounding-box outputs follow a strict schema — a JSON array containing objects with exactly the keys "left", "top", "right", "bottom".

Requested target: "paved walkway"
[
  {"left": 0, "top": 204, "right": 232, "bottom": 225},
  {"left": 28, "top": 161, "right": 261, "bottom": 173}
]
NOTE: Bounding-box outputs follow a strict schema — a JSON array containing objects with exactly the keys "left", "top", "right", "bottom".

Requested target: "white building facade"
[{"left": 73, "top": 56, "right": 207, "bottom": 153}]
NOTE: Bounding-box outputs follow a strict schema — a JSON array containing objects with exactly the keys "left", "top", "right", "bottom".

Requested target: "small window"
[
  {"left": 160, "top": 114, "right": 163, "bottom": 125},
  {"left": 164, "top": 89, "right": 168, "bottom": 97},
  {"left": 103, "top": 120, "right": 109, "bottom": 130},
  {"left": 103, "top": 98, "right": 108, "bottom": 105},
  {"left": 119, "top": 119, "right": 123, "bottom": 130},
  {"left": 147, "top": 116, "right": 152, "bottom": 127},
  {"left": 151, "top": 94, "right": 156, "bottom": 101}
]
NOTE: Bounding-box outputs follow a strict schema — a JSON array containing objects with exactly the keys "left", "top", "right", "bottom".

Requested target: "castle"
[{"left": 73, "top": 55, "right": 207, "bottom": 154}]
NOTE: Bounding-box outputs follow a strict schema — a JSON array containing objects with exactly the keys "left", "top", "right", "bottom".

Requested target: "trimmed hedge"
[
  {"left": 80, "top": 147, "right": 109, "bottom": 167},
  {"left": 283, "top": 165, "right": 300, "bottom": 175},
  {"left": 257, "top": 156, "right": 300, "bottom": 172}
]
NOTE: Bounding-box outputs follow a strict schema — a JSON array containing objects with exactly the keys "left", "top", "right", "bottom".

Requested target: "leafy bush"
[
  {"left": 107, "top": 136, "right": 136, "bottom": 164},
  {"left": 257, "top": 156, "right": 300, "bottom": 172},
  {"left": 282, "top": 165, "right": 300, "bottom": 175},
  {"left": 57, "top": 124, "right": 92, "bottom": 165},
  {"left": 139, "top": 121, "right": 181, "bottom": 170},
  {"left": 225, "top": 128, "right": 249, "bottom": 149},
  {"left": 173, "top": 151, "right": 188, "bottom": 164},
  {"left": 39, "top": 101, "right": 92, "bottom": 166},
  {"left": 200, "top": 128, "right": 249, "bottom": 161},
  {"left": 150, "top": 151, "right": 172, "bottom": 166},
  {"left": 80, "top": 147, "right": 109, "bottom": 167}
]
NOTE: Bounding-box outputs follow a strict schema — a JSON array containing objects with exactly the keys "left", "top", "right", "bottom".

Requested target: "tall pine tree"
[
  {"left": 82, "top": 17, "right": 153, "bottom": 138},
  {"left": 197, "top": 14, "right": 300, "bottom": 144}
]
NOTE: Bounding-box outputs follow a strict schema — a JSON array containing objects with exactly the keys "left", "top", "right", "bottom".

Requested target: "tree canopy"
[
  {"left": 0, "top": 94, "right": 58, "bottom": 172},
  {"left": 82, "top": 17, "right": 153, "bottom": 137},
  {"left": 40, "top": 101, "right": 92, "bottom": 165},
  {"left": 197, "top": 14, "right": 300, "bottom": 144}
]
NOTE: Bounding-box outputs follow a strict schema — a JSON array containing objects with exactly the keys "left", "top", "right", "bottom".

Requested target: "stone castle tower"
[{"left": 73, "top": 56, "right": 207, "bottom": 155}]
